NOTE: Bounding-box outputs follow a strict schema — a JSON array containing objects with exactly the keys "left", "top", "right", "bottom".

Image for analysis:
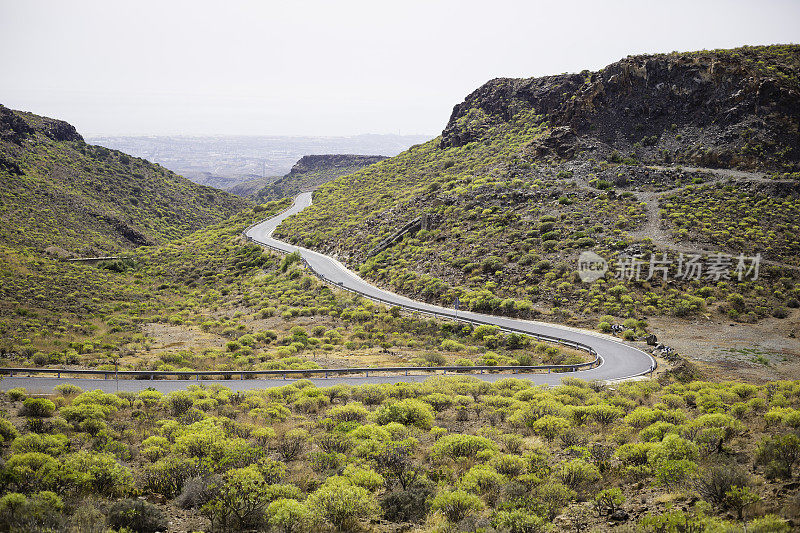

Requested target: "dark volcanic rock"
[
  {"left": 0, "top": 104, "right": 84, "bottom": 143},
  {"left": 36, "top": 117, "right": 83, "bottom": 142},
  {"left": 0, "top": 105, "right": 34, "bottom": 143},
  {"left": 440, "top": 74, "right": 583, "bottom": 148},
  {"left": 440, "top": 46, "right": 800, "bottom": 171},
  {"left": 610, "top": 509, "right": 630, "bottom": 521}
]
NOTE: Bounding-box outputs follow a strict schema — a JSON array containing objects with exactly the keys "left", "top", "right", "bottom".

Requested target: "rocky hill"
[
  {"left": 275, "top": 45, "right": 800, "bottom": 334},
  {"left": 253, "top": 154, "right": 387, "bottom": 201},
  {"left": 0, "top": 105, "right": 247, "bottom": 257},
  {"left": 441, "top": 45, "right": 800, "bottom": 170}
]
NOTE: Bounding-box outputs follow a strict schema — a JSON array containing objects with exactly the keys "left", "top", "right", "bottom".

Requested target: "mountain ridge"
[{"left": 442, "top": 45, "right": 800, "bottom": 170}]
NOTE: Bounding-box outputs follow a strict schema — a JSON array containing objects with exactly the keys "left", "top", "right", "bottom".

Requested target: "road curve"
[
  {"left": 1, "top": 193, "right": 655, "bottom": 394},
  {"left": 245, "top": 193, "right": 655, "bottom": 380}
]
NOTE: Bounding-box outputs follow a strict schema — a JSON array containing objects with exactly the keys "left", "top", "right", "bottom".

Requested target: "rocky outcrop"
[
  {"left": 440, "top": 74, "right": 583, "bottom": 148},
  {"left": 0, "top": 104, "right": 84, "bottom": 143},
  {"left": 0, "top": 105, "right": 34, "bottom": 144},
  {"left": 440, "top": 46, "right": 800, "bottom": 170}
]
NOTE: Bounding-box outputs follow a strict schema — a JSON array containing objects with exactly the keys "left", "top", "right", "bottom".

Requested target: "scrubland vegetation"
[
  {"left": 0, "top": 198, "right": 584, "bottom": 373},
  {"left": 276, "top": 128, "right": 798, "bottom": 329},
  {"left": 274, "top": 46, "right": 800, "bottom": 330},
  {"left": 662, "top": 184, "right": 800, "bottom": 266},
  {"left": 0, "top": 376, "right": 798, "bottom": 531},
  {"left": 2, "top": 44, "right": 800, "bottom": 531}
]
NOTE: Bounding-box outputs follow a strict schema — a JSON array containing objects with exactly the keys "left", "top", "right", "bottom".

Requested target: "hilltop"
[
  {"left": 276, "top": 45, "right": 800, "bottom": 379},
  {"left": 441, "top": 45, "right": 800, "bottom": 170},
  {"left": 0, "top": 106, "right": 247, "bottom": 257},
  {"left": 253, "top": 154, "right": 387, "bottom": 201}
]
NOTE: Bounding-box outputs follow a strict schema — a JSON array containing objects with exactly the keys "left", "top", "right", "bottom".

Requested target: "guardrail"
[
  {"left": 0, "top": 360, "right": 597, "bottom": 381},
  {"left": 0, "top": 203, "right": 661, "bottom": 386}
]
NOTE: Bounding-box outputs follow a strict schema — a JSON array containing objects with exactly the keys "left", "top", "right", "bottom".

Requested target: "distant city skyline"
[{"left": 2, "top": 0, "right": 799, "bottom": 136}]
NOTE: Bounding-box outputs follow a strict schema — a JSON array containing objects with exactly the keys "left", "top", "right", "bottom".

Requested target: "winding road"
[{"left": 1, "top": 193, "right": 655, "bottom": 393}]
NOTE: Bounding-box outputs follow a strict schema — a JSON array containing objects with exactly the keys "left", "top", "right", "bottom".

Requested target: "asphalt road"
[{"left": 2, "top": 192, "right": 655, "bottom": 394}]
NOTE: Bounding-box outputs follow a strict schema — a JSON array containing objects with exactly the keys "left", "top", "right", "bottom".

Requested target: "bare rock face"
[
  {"left": 440, "top": 74, "right": 583, "bottom": 148},
  {"left": 0, "top": 104, "right": 83, "bottom": 143},
  {"left": 0, "top": 105, "right": 34, "bottom": 143},
  {"left": 36, "top": 117, "right": 83, "bottom": 142},
  {"left": 440, "top": 46, "right": 800, "bottom": 171}
]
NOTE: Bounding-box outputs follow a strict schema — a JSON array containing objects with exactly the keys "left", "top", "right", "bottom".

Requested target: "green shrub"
[
  {"left": 61, "top": 451, "right": 135, "bottom": 497},
  {"left": 557, "top": 459, "right": 600, "bottom": 490},
  {"left": 749, "top": 514, "right": 790, "bottom": 533},
  {"left": 440, "top": 339, "right": 466, "bottom": 352},
  {"left": 0, "top": 491, "right": 64, "bottom": 532},
  {"left": 11, "top": 433, "right": 68, "bottom": 456},
  {"left": 492, "top": 509, "right": 548, "bottom": 533},
  {"left": 3, "top": 452, "right": 60, "bottom": 492},
  {"left": 459, "top": 464, "right": 504, "bottom": 496},
  {"left": 141, "top": 456, "right": 198, "bottom": 498},
  {"left": 374, "top": 399, "right": 434, "bottom": 430},
  {"left": 380, "top": 482, "right": 434, "bottom": 523},
  {"left": 267, "top": 498, "right": 314, "bottom": 533},
  {"left": 20, "top": 398, "right": 55, "bottom": 418},
  {"left": 654, "top": 459, "right": 697, "bottom": 487},
  {"left": 755, "top": 433, "right": 800, "bottom": 479},
  {"left": 203, "top": 465, "right": 271, "bottom": 531},
  {"left": 342, "top": 464, "right": 384, "bottom": 491},
  {"left": 306, "top": 477, "right": 379, "bottom": 531},
  {"left": 532, "top": 415, "right": 571, "bottom": 441},
  {"left": 432, "top": 434, "right": 497, "bottom": 460},
  {"left": 6, "top": 388, "right": 26, "bottom": 401},
  {"left": 328, "top": 402, "right": 369, "bottom": 422},
  {"left": 0, "top": 418, "right": 20, "bottom": 444},
  {"left": 54, "top": 384, "right": 83, "bottom": 396},
  {"left": 430, "top": 488, "right": 484, "bottom": 523},
  {"left": 594, "top": 487, "right": 625, "bottom": 516},
  {"left": 107, "top": 499, "right": 167, "bottom": 533},
  {"left": 534, "top": 482, "right": 575, "bottom": 520}
]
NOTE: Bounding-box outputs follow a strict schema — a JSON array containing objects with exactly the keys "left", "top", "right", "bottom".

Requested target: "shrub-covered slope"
[
  {"left": 254, "top": 154, "right": 387, "bottom": 202},
  {"left": 0, "top": 105, "right": 247, "bottom": 257},
  {"left": 3, "top": 197, "right": 581, "bottom": 373},
  {"left": 0, "top": 376, "right": 797, "bottom": 531},
  {"left": 276, "top": 45, "right": 800, "bottom": 328}
]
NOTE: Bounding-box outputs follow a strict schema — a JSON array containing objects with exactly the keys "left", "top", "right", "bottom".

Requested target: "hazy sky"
[{"left": 1, "top": 0, "right": 798, "bottom": 136}]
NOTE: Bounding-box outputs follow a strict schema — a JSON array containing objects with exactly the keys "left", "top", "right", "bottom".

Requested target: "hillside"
[
  {"left": 275, "top": 45, "right": 800, "bottom": 373},
  {"left": 0, "top": 105, "right": 247, "bottom": 257},
  {"left": 0, "top": 107, "right": 583, "bottom": 376},
  {"left": 226, "top": 174, "right": 279, "bottom": 197},
  {"left": 254, "top": 154, "right": 387, "bottom": 201}
]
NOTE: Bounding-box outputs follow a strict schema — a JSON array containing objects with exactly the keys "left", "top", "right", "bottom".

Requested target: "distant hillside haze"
[
  {"left": 87, "top": 134, "right": 430, "bottom": 189},
  {"left": 253, "top": 154, "right": 387, "bottom": 202}
]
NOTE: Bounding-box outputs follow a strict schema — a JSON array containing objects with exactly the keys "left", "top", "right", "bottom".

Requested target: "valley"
[{"left": 0, "top": 40, "right": 799, "bottom": 533}]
